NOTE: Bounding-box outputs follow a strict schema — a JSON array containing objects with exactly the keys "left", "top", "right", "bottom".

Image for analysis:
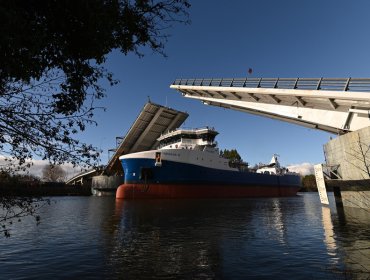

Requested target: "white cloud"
[{"left": 287, "top": 162, "right": 315, "bottom": 176}]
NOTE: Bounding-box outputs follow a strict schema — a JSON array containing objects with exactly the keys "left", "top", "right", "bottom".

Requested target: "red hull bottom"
[{"left": 116, "top": 184, "right": 299, "bottom": 199}]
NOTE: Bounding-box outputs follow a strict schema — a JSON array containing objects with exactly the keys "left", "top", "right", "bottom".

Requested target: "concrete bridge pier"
[
  {"left": 318, "top": 126, "right": 370, "bottom": 209},
  {"left": 91, "top": 175, "right": 124, "bottom": 196}
]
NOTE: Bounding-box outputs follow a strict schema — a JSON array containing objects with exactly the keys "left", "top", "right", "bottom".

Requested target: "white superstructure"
[
  {"left": 120, "top": 128, "right": 293, "bottom": 174},
  {"left": 157, "top": 127, "right": 218, "bottom": 150},
  {"left": 120, "top": 127, "right": 236, "bottom": 171}
]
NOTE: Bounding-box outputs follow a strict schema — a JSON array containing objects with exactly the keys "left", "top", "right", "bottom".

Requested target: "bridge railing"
[{"left": 172, "top": 78, "right": 370, "bottom": 92}]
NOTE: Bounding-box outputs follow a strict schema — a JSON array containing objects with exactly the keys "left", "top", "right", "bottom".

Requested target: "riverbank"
[
  {"left": 1, "top": 182, "right": 320, "bottom": 197},
  {"left": 0, "top": 182, "right": 91, "bottom": 196}
]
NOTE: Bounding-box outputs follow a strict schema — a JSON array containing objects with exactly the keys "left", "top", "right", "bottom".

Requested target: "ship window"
[{"left": 196, "top": 133, "right": 215, "bottom": 143}]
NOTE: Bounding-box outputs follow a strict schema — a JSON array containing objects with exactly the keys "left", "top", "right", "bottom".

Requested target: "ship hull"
[
  {"left": 116, "top": 183, "right": 300, "bottom": 199},
  {"left": 117, "top": 156, "right": 301, "bottom": 199}
]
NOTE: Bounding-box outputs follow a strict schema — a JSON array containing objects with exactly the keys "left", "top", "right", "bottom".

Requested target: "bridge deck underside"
[
  {"left": 105, "top": 102, "right": 188, "bottom": 175},
  {"left": 171, "top": 78, "right": 370, "bottom": 134}
]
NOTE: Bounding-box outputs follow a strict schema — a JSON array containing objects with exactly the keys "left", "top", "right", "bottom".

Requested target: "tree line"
[{"left": 0, "top": 164, "right": 67, "bottom": 184}]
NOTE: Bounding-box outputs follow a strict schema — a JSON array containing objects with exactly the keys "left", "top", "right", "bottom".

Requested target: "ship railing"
[
  {"left": 172, "top": 77, "right": 370, "bottom": 92},
  {"left": 160, "top": 126, "right": 217, "bottom": 137}
]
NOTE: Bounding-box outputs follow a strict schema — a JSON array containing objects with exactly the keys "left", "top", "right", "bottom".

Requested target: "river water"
[{"left": 1, "top": 193, "right": 370, "bottom": 279}]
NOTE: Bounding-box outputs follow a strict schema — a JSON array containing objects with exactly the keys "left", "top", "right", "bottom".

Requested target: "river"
[{"left": 1, "top": 193, "right": 370, "bottom": 279}]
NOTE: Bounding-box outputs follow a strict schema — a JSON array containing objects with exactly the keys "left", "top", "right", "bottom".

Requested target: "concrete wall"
[
  {"left": 324, "top": 126, "right": 370, "bottom": 180},
  {"left": 341, "top": 191, "right": 370, "bottom": 208}
]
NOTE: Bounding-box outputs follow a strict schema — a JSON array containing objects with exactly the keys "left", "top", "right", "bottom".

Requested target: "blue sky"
[{"left": 78, "top": 0, "right": 370, "bottom": 169}]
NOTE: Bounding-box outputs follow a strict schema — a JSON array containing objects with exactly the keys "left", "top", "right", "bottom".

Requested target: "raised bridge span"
[
  {"left": 66, "top": 102, "right": 188, "bottom": 185},
  {"left": 170, "top": 77, "right": 370, "bottom": 135}
]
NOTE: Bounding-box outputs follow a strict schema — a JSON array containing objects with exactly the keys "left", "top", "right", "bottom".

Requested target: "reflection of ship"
[{"left": 116, "top": 127, "right": 301, "bottom": 199}]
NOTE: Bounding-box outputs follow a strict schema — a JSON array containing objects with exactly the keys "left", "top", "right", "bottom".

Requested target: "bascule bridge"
[
  {"left": 170, "top": 77, "right": 370, "bottom": 208},
  {"left": 66, "top": 102, "right": 188, "bottom": 195}
]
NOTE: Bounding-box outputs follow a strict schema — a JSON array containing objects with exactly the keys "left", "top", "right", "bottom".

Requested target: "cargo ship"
[{"left": 116, "top": 127, "right": 301, "bottom": 199}]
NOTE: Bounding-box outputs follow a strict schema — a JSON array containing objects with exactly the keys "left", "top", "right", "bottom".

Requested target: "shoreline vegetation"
[
  {"left": 0, "top": 175, "right": 318, "bottom": 197},
  {"left": 0, "top": 182, "right": 91, "bottom": 196}
]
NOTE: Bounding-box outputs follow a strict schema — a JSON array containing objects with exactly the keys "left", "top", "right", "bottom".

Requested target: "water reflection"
[
  {"left": 333, "top": 207, "right": 370, "bottom": 279},
  {"left": 321, "top": 202, "right": 370, "bottom": 279},
  {"left": 2, "top": 194, "right": 370, "bottom": 279},
  {"left": 106, "top": 195, "right": 370, "bottom": 279},
  {"left": 109, "top": 199, "right": 227, "bottom": 279},
  {"left": 106, "top": 196, "right": 340, "bottom": 279},
  {"left": 268, "top": 198, "right": 286, "bottom": 244},
  {"left": 321, "top": 206, "right": 337, "bottom": 256}
]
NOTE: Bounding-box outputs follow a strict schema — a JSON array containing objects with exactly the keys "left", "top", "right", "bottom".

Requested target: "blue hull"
[{"left": 120, "top": 158, "right": 301, "bottom": 187}]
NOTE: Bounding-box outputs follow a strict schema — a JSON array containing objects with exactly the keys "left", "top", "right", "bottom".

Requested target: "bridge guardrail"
[{"left": 172, "top": 78, "right": 370, "bottom": 92}]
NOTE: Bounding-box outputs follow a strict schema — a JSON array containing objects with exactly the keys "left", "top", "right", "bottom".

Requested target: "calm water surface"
[{"left": 1, "top": 193, "right": 370, "bottom": 279}]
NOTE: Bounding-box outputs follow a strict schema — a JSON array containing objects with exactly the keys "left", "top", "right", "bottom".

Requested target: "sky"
[{"left": 71, "top": 0, "right": 370, "bottom": 175}]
